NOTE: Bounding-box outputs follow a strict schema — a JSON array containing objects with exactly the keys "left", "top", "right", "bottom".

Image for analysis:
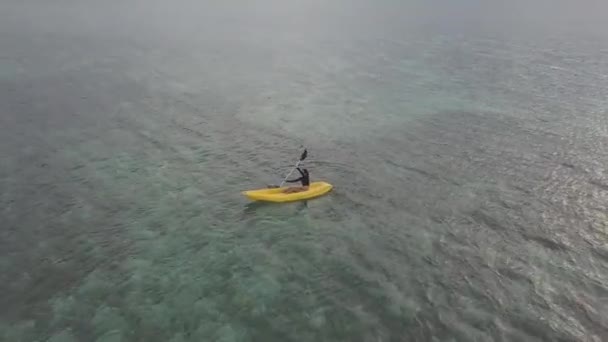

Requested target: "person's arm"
[
  {"left": 285, "top": 177, "right": 303, "bottom": 183},
  {"left": 296, "top": 168, "right": 305, "bottom": 176}
]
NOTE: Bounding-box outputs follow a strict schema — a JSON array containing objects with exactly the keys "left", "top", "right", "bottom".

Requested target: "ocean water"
[{"left": 1, "top": 0, "right": 608, "bottom": 341}]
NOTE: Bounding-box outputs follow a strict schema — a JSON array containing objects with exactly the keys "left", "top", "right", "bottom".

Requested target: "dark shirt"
[{"left": 286, "top": 168, "right": 310, "bottom": 186}]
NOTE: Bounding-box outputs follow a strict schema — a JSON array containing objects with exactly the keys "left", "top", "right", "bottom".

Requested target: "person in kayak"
[{"left": 284, "top": 167, "right": 310, "bottom": 193}]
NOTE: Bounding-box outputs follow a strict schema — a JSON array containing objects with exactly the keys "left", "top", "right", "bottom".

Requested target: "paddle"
[{"left": 277, "top": 148, "right": 308, "bottom": 187}]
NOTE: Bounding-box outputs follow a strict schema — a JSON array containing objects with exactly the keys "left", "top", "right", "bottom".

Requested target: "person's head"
[{"left": 302, "top": 168, "right": 309, "bottom": 175}]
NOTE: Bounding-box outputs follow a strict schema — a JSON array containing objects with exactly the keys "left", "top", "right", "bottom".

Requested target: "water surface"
[{"left": 2, "top": 0, "right": 608, "bottom": 341}]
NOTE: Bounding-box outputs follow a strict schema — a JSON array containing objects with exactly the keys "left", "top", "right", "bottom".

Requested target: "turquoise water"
[{"left": 2, "top": 1, "right": 608, "bottom": 341}]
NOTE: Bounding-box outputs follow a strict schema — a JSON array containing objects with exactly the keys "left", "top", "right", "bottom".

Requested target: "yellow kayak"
[{"left": 243, "top": 181, "right": 333, "bottom": 202}]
